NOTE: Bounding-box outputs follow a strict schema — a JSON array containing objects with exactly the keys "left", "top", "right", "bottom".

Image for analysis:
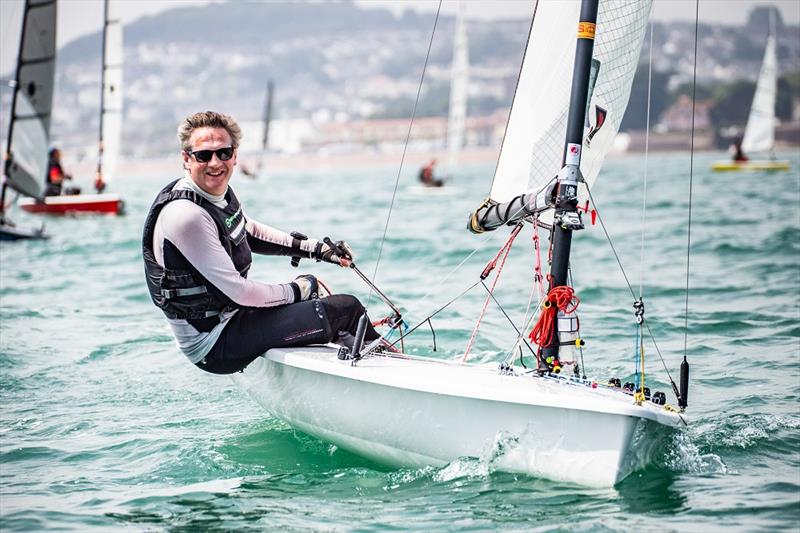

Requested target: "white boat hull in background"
[
  {"left": 233, "top": 346, "right": 683, "bottom": 487},
  {"left": 405, "top": 185, "right": 461, "bottom": 197}
]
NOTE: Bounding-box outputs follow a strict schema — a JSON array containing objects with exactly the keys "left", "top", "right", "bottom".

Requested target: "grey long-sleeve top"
[{"left": 152, "top": 177, "right": 318, "bottom": 363}]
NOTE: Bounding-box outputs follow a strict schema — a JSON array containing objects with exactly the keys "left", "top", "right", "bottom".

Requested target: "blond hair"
[{"left": 177, "top": 111, "right": 242, "bottom": 150}]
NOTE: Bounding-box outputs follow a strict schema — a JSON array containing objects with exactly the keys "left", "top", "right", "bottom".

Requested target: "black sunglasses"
[{"left": 185, "top": 146, "right": 234, "bottom": 163}]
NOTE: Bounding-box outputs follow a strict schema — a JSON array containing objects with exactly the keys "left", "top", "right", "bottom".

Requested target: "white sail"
[
  {"left": 254, "top": 80, "right": 274, "bottom": 178},
  {"left": 741, "top": 34, "right": 776, "bottom": 154},
  {"left": 4, "top": 0, "right": 57, "bottom": 199},
  {"left": 444, "top": 1, "right": 469, "bottom": 180},
  {"left": 489, "top": 0, "right": 651, "bottom": 203},
  {"left": 99, "top": 0, "right": 124, "bottom": 183}
]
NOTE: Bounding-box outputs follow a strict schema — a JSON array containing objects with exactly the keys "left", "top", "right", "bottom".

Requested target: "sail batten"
[{"left": 487, "top": 0, "right": 651, "bottom": 204}]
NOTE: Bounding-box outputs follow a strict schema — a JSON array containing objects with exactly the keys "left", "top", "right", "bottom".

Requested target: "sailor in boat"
[
  {"left": 731, "top": 139, "right": 749, "bottom": 163},
  {"left": 418, "top": 158, "right": 443, "bottom": 187},
  {"left": 94, "top": 170, "right": 106, "bottom": 194},
  {"left": 44, "top": 148, "right": 81, "bottom": 196},
  {"left": 143, "top": 111, "right": 387, "bottom": 374}
]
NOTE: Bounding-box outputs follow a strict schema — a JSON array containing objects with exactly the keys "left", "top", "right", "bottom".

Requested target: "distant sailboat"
[
  {"left": 712, "top": 13, "right": 790, "bottom": 172},
  {"left": 409, "top": 2, "right": 468, "bottom": 196},
  {"left": 444, "top": 0, "right": 468, "bottom": 182},
  {"left": 256, "top": 80, "right": 274, "bottom": 178},
  {"left": 1, "top": 0, "right": 56, "bottom": 241},
  {"left": 241, "top": 80, "right": 274, "bottom": 180},
  {"left": 19, "top": 0, "right": 125, "bottom": 215},
  {"left": 96, "top": 0, "right": 124, "bottom": 194}
]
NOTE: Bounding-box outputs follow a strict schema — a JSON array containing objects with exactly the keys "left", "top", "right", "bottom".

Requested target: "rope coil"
[{"left": 528, "top": 285, "right": 580, "bottom": 348}]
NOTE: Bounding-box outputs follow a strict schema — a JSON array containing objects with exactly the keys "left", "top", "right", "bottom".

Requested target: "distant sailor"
[
  {"left": 94, "top": 170, "right": 107, "bottom": 194},
  {"left": 44, "top": 148, "right": 80, "bottom": 196},
  {"left": 732, "top": 140, "right": 748, "bottom": 163},
  {"left": 142, "top": 110, "right": 384, "bottom": 374},
  {"left": 418, "top": 158, "right": 443, "bottom": 187}
]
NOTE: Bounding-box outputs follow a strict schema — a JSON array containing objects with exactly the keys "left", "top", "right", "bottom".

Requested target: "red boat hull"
[{"left": 19, "top": 194, "right": 124, "bottom": 215}]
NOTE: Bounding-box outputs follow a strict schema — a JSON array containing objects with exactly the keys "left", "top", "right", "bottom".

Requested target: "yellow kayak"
[{"left": 711, "top": 160, "right": 791, "bottom": 172}]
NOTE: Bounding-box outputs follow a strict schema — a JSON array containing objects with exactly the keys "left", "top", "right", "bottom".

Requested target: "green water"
[{"left": 1, "top": 151, "right": 798, "bottom": 531}]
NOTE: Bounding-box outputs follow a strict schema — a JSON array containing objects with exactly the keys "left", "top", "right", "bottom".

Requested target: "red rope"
[
  {"left": 528, "top": 286, "right": 580, "bottom": 347},
  {"left": 532, "top": 226, "right": 544, "bottom": 295},
  {"left": 372, "top": 316, "right": 391, "bottom": 327},
  {"left": 462, "top": 225, "right": 523, "bottom": 362}
]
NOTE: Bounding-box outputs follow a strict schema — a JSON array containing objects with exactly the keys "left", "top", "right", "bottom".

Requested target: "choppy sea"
[{"left": 1, "top": 150, "right": 798, "bottom": 531}]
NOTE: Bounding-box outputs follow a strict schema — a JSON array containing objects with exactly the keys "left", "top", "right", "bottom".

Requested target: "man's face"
[{"left": 182, "top": 126, "right": 237, "bottom": 196}]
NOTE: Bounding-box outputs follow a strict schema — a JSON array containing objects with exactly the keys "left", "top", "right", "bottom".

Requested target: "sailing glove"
[
  {"left": 291, "top": 274, "right": 319, "bottom": 302},
  {"left": 312, "top": 239, "right": 354, "bottom": 266}
]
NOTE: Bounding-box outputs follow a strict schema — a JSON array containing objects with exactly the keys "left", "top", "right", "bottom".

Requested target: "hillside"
[{"left": 3, "top": 1, "right": 798, "bottom": 157}]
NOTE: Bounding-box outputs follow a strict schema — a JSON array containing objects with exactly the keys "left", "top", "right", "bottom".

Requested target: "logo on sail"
[{"left": 585, "top": 106, "right": 607, "bottom": 146}]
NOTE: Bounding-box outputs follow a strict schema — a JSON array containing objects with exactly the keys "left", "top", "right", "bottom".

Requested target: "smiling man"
[{"left": 142, "top": 110, "right": 384, "bottom": 374}]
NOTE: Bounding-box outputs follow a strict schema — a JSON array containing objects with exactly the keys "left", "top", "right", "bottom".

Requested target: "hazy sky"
[{"left": 1, "top": 0, "right": 799, "bottom": 74}]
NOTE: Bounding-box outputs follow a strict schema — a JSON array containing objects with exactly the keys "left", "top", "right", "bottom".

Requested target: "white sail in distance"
[
  {"left": 741, "top": 33, "right": 777, "bottom": 154},
  {"left": 99, "top": 0, "right": 124, "bottom": 183},
  {"left": 4, "top": 0, "right": 57, "bottom": 199},
  {"left": 489, "top": 0, "right": 651, "bottom": 203},
  {"left": 255, "top": 80, "right": 274, "bottom": 179},
  {"left": 444, "top": 0, "right": 469, "bottom": 180}
]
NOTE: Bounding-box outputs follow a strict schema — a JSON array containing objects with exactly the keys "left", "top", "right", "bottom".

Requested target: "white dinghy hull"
[{"left": 233, "top": 346, "right": 682, "bottom": 487}]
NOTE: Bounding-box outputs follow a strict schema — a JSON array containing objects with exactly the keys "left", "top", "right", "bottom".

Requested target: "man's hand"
[
  {"left": 292, "top": 274, "right": 319, "bottom": 301},
  {"left": 313, "top": 239, "right": 354, "bottom": 268}
]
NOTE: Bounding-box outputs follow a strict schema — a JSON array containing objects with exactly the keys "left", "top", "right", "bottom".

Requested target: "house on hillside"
[{"left": 657, "top": 95, "right": 712, "bottom": 132}]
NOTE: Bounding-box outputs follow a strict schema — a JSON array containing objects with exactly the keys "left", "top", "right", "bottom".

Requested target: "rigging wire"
[
  {"left": 683, "top": 0, "right": 699, "bottom": 362},
  {"left": 584, "top": 181, "right": 678, "bottom": 388},
  {"left": 584, "top": 183, "right": 636, "bottom": 300},
  {"left": 378, "top": 1, "right": 541, "bottom": 330},
  {"left": 503, "top": 224, "right": 547, "bottom": 367},
  {"left": 365, "top": 0, "right": 443, "bottom": 310},
  {"left": 639, "top": 18, "right": 654, "bottom": 299},
  {"left": 479, "top": 280, "right": 538, "bottom": 358},
  {"left": 632, "top": 16, "right": 656, "bottom": 403},
  {"left": 462, "top": 223, "right": 522, "bottom": 362},
  {"left": 386, "top": 279, "right": 482, "bottom": 350}
]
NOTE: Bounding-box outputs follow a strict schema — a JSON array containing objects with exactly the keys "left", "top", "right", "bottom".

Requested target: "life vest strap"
[{"left": 161, "top": 286, "right": 208, "bottom": 299}]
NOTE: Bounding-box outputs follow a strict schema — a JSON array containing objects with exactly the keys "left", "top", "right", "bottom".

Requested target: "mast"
[
  {"left": 2, "top": 0, "right": 31, "bottom": 215},
  {"left": 445, "top": 0, "right": 468, "bottom": 181},
  {"left": 96, "top": 0, "right": 109, "bottom": 179},
  {"left": 255, "top": 80, "right": 274, "bottom": 177},
  {"left": 540, "top": 0, "right": 599, "bottom": 366}
]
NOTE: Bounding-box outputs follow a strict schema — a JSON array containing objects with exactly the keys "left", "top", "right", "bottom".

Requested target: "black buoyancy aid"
[{"left": 142, "top": 179, "right": 252, "bottom": 321}]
